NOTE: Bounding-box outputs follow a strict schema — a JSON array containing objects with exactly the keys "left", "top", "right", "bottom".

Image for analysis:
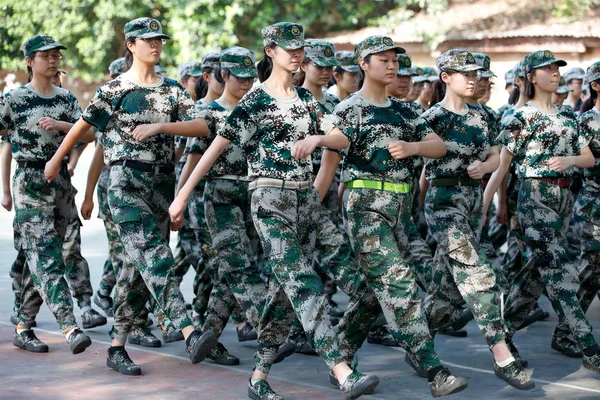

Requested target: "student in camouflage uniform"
[
  {"left": 170, "top": 22, "right": 379, "bottom": 400},
  {"left": 421, "top": 49, "right": 534, "bottom": 390},
  {"left": 330, "top": 51, "right": 360, "bottom": 102},
  {"left": 317, "top": 36, "right": 468, "bottom": 397},
  {"left": 45, "top": 18, "right": 218, "bottom": 376},
  {"left": 0, "top": 35, "right": 94, "bottom": 355},
  {"left": 563, "top": 67, "right": 585, "bottom": 111},
  {"left": 483, "top": 50, "right": 600, "bottom": 374},
  {"left": 551, "top": 62, "right": 600, "bottom": 358}
]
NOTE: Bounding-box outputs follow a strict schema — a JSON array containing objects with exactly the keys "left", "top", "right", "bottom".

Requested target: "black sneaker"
[
  {"left": 237, "top": 322, "right": 258, "bottom": 342},
  {"left": 439, "top": 325, "right": 468, "bottom": 337},
  {"left": 518, "top": 308, "right": 545, "bottom": 330},
  {"left": 248, "top": 379, "right": 284, "bottom": 400},
  {"left": 81, "top": 309, "right": 107, "bottom": 329},
  {"left": 328, "top": 299, "right": 345, "bottom": 318},
  {"left": 294, "top": 339, "right": 318, "bottom": 355},
  {"left": 451, "top": 309, "right": 474, "bottom": 331},
  {"left": 366, "top": 326, "right": 386, "bottom": 344},
  {"left": 551, "top": 337, "right": 583, "bottom": 358},
  {"left": 494, "top": 361, "right": 535, "bottom": 390},
  {"left": 273, "top": 342, "right": 295, "bottom": 364},
  {"left": 186, "top": 330, "right": 217, "bottom": 364},
  {"left": 207, "top": 342, "right": 240, "bottom": 365},
  {"left": 404, "top": 352, "right": 428, "bottom": 378},
  {"left": 67, "top": 329, "right": 92, "bottom": 354},
  {"left": 13, "top": 329, "right": 49, "bottom": 353},
  {"left": 506, "top": 340, "right": 528, "bottom": 368},
  {"left": 107, "top": 347, "right": 142, "bottom": 376},
  {"left": 328, "top": 370, "right": 375, "bottom": 394},
  {"left": 128, "top": 326, "right": 162, "bottom": 348},
  {"left": 538, "top": 310, "right": 550, "bottom": 321},
  {"left": 339, "top": 371, "right": 380, "bottom": 400},
  {"left": 583, "top": 352, "right": 600, "bottom": 373},
  {"left": 93, "top": 292, "right": 114, "bottom": 317},
  {"left": 162, "top": 324, "right": 185, "bottom": 343},
  {"left": 429, "top": 367, "right": 468, "bottom": 397}
]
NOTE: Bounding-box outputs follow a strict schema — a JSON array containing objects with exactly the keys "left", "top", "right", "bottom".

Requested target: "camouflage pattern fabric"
[
  {"left": 82, "top": 75, "right": 195, "bottom": 165},
  {"left": 262, "top": 22, "right": 305, "bottom": 50},
  {"left": 436, "top": 49, "right": 482, "bottom": 73},
  {"left": 354, "top": 35, "right": 405, "bottom": 62},
  {"left": 124, "top": 17, "right": 170, "bottom": 41},
  {"left": 107, "top": 165, "right": 192, "bottom": 343},
  {"left": 22, "top": 35, "right": 66, "bottom": 57},
  {"left": 108, "top": 57, "right": 127, "bottom": 78}
]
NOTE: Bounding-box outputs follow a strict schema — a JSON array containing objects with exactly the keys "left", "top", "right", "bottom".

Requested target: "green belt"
[
  {"left": 345, "top": 179, "right": 411, "bottom": 193},
  {"left": 431, "top": 177, "right": 481, "bottom": 187}
]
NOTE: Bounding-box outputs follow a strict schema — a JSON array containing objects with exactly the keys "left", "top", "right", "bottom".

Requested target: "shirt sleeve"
[
  {"left": 68, "top": 93, "right": 83, "bottom": 123},
  {"left": 187, "top": 109, "right": 209, "bottom": 154},
  {"left": 82, "top": 86, "right": 113, "bottom": 132},
  {"left": 307, "top": 94, "right": 340, "bottom": 136},
  {"left": 219, "top": 103, "right": 257, "bottom": 149},
  {"left": 176, "top": 85, "right": 196, "bottom": 122},
  {"left": 331, "top": 103, "right": 358, "bottom": 156},
  {"left": 0, "top": 94, "right": 12, "bottom": 132},
  {"left": 577, "top": 114, "right": 593, "bottom": 152},
  {"left": 505, "top": 114, "right": 525, "bottom": 156}
]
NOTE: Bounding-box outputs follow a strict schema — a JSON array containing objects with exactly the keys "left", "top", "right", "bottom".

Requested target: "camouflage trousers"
[
  {"left": 108, "top": 165, "right": 191, "bottom": 343},
  {"left": 480, "top": 193, "right": 508, "bottom": 293},
  {"left": 343, "top": 187, "right": 441, "bottom": 371},
  {"left": 200, "top": 178, "right": 262, "bottom": 338},
  {"left": 505, "top": 179, "right": 597, "bottom": 351},
  {"left": 423, "top": 185, "right": 506, "bottom": 348},
  {"left": 251, "top": 187, "right": 348, "bottom": 372},
  {"left": 552, "top": 182, "right": 600, "bottom": 342},
  {"left": 12, "top": 165, "right": 79, "bottom": 333}
]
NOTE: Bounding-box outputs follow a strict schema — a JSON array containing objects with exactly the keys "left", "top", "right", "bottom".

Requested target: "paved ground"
[{"left": 1, "top": 147, "right": 600, "bottom": 399}]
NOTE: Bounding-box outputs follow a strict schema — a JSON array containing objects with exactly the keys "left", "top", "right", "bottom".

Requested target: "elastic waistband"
[
  {"left": 431, "top": 177, "right": 481, "bottom": 187},
  {"left": 345, "top": 179, "right": 411, "bottom": 193},
  {"left": 111, "top": 160, "right": 174, "bottom": 174},
  {"left": 17, "top": 160, "right": 66, "bottom": 170},
  {"left": 214, "top": 174, "right": 254, "bottom": 182},
  {"left": 248, "top": 178, "right": 312, "bottom": 191},
  {"left": 527, "top": 177, "right": 570, "bottom": 188}
]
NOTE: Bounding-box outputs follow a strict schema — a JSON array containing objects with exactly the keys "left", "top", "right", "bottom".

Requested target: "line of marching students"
[{"left": 1, "top": 16, "right": 600, "bottom": 400}]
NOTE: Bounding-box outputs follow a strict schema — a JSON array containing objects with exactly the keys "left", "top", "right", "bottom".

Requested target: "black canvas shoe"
[
  {"left": 13, "top": 329, "right": 48, "bottom": 353},
  {"left": 107, "top": 347, "right": 142, "bottom": 376}
]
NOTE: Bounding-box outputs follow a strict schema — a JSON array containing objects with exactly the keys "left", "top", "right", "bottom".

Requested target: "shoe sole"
[
  {"left": 439, "top": 328, "right": 468, "bottom": 338},
  {"left": 273, "top": 343, "right": 295, "bottom": 364},
  {"left": 451, "top": 311, "right": 474, "bottom": 331},
  {"left": 163, "top": 333, "right": 185, "bottom": 343},
  {"left": 209, "top": 356, "right": 240, "bottom": 366},
  {"left": 237, "top": 333, "right": 258, "bottom": 342},
  {"left": 329, "top": 374, "right": 375, "bottom": 395},
  {"left": 107, "top": 358, "right": 142, "bottom": 376},
  {"left": 345, "top": 375, "right": 380, "bottom": 400},
  {"left": 380, "top": 340, "right": 400, "bottom": 347},
  {"left": 82, "top": 318, "right": 108, "bottom": 330},
  {"left": 366, "top": 337, "right": 383, "bottom": 345},
  {"left": 431, "top": 378, "right": 468, "bottom": 398},
  {"left": 551, "top": 343, "right": 583, "bottom": 358},
  {"left": 189, "top": 331, "right": 218, "bottom": 364},
  {"left": 128, "top": 337, "right": 162, "bottom": 348},
  {"left": 516, "top": 309, "right": 545, "bottom": 330},
  {"left": 13, "top": 338, "right": 49, "bottom": 353},
  {"left": 494, "top": 370, "right": 535, "bottom": 390},
  {"left": 71, "top": 336, "right": 92, "bottom": 355}
]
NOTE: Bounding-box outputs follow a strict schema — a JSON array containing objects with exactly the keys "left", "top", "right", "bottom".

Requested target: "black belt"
[
  {"left": 431, "top": 176, "right": 481, "bottom": 187},
  {"left": 17, "top": 160, "right": 66, "bottom": 170},
  {"left": 111, "top": 160, "right": 174, "bottom": 174}
]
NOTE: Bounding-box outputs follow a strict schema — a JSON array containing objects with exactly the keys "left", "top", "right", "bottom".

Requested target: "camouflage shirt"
[
  {"left": 468, "top": 103, "right": 501, "bottom": 142},
  {"left": 334, "top": 95, "right": 432, "bottom": 183},
  {"left": 505, "top": 101, "right": 589, "bottom": 178},
  {"left": 189, "top": 100, "right": 247, "bottom": 177},
  {"left": 218, "top": 84, "right": 339, "bottom": 181},
  {"left": 312, "top": 91, "right": 340, "bottom": 175},
  {"left": 82, "top": 75, "right": 196, "bottom": 165},
  {"left": 423, "top": 103, "right": 495, "bottom": 181},
  {"left": 578, "top": 108, "right": 600, "bottom": 181},
  {"left": 0, "top": 84, "right": 82, "bottom": 161}
]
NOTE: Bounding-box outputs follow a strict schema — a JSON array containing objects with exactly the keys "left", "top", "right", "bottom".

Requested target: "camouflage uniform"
[
  {"left": 82, "top": 72, "right": 195, "bottom": 343},
  {"left": 218, "top": 77, "right": 350, "bottom": 372},
  {"left": 502, "top": 91, "right": 598, "bottom": 352},
  {"left": 0, "top": 81, "right": 82, "bottom": 333},
  {"left": 422, "top": 86, "right": 506, "bottom": 347},
  {"left": 96, "top": 165, "right": 119, "bottom": 297},
  {"left": 334, "top": 90, "right": 442, "bottom": 371}
]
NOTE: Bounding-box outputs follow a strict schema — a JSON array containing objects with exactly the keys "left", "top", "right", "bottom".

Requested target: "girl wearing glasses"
[
  {"left": 0, "top": 35, "right": 94, "bottom": 356},
  {"left": 483, "top": 51, "right": 600, "bottom": 374},
  {"left": 45, "top": 17, "right": 218, "bottom": 376},
  {"left": 421, "top": 49, "right": 534, "bottom": 390}
]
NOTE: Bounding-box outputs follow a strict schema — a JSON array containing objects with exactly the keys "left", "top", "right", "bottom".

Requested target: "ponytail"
[
  {"left": 257, "top": 45, "right": 276, "bottom": 83},
  {"left": 195, "top": 77, "right": 208, "bottom": 100},
  {"left": 508, "top": 86, "right": 519, "bottom": 105},
  {"left": 581, "top": 82, "right": 598, "bottom": 113},
  {"left": 124, "top": 41, "right": 135, "bottom": 71},
  {"left": 430, "top": 75, "right": 446, "bottom": 106},
  {"left": 214, "top": 66, "right": 231, "bottom": 85}
]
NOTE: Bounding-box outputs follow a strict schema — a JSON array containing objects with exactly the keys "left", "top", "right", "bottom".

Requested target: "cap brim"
[
  {"left": 189, "top": 67, "right": 203, "bottom": 77},
  {"left": 34, "top": 43, "right": 67, "bottom": 54},
  {"left": 556, "top": 87, "right": 572, "bottom": 94},
  {"left": 567, "top": 73, "right": 585, "bottom": 82},
  {"left": 412, "top": 76, "right": 428, "bottom": 83},
  {"left": 451, "top": 64, "right": 484, "bottom": 72},
  {"left": 481, "top": 71, "right": 497, "bottom": 78},
  {"left": 230, "top": 68, "right": 258, "bottom": 79},
  {"left": 397, "top": 68, "right": 417, "bottom": 77},
  {"left": 277, "top": 40, "right": 305, "bottom": 50},
  {"left": 313, "top": 58, "right": 339, "bottom": 68},
  {"left": 427, "top": 76, "right": 438, "bottom": 82},
  {"left": 340, "top": 65, "right": 360, "bottom": 73},
  {"left": 138, "top": 32, "right": 170, "bottom": 40}
]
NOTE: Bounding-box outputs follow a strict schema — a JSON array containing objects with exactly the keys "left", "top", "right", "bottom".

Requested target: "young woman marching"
[
  {"left": 170, "top": 22, "right": 379, "bottom": 400},
  {"left": 563, "top": 67, "right": 585, "bottom": 111},
  {"left": 45, "top": 18, "right": 218, "bottom": 375},
  {"left": 0, "top": 35, "right": 94, "bottom": 354},
  {"left": 421, "top": 49, "right": 534, "bottom": 390},
  {"left": 331, "top": 51, "right": 360, "bottom": 101},
  {"left": 317, "top": 36, "right": 468, "bottom": 397},
  {"left": 483, "top": 51, "right": 600, "bottom": 374}
]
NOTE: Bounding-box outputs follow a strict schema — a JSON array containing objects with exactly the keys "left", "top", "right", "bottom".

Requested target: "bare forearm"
[
  {"left": 319, "top": 129, "right": 349, "bottom": 150},
  {"left": 84, "top": 145, "right": 105, "bottom": 201},
  {"left": 571, "top": 153, "right": 594, "bottom": 169},
  {"left": 415, "top": 138, "right": 446, "bottom": 159},
  {"left": 158, "top": 119, "right": 208, "bottom": 138},
  {"left": 483, "top": 148, "right": 500, "bottom": 174},
  {"left": 52, "top": 118, "right": 93, "bottom": 162},
  {"left": 314, "top": 150, "right": 342, "bottom": 201},
  {"left": 1, "top": 143, "right": 12, "bottom": 195},
  {"left": 176, "top": 153, "right": 201, "bottom": 195}
]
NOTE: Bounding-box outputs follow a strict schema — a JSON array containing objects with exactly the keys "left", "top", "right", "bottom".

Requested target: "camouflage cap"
[
  {"left": 354, "top": 36, "right": 405, "bottom": 62},
  {"left": 584, "top": 61, "right": 600, "bottom": 85},
  {"left": 563, "top": 67, "right": 585, "bottom": 83},
  {"left": 436, "top": 49, "right": 482, "bottom": 72},
  {"left": 108, "top": 57, "right": 127, "bottom": 78},
  {"left": 124, "top": 18, "right": 170, "bottom": 41},
  {"left": 412, "top": 66, "right": 428, "bottom": 83},
  {"left": 522, "top": 50, "right": 567, "bottom": 75},
  {"left": 334, "top": 51, "right": 360, "bottom": 73},
  {"left": 201, "top": 52, "right": 221, "bottom": 69},
  {"left": 178, "top": 61, "right": 203, "bottom": 79},
  {"left": 513, "top": 60, "right": 526, "bottom": 79},
  {"left": 22, "top": 35, "right": 66, "bottom": 58},
  {"left": 262, "top": 22, "right": 305, "bottom": 50},
  {"left": 220, "top": 46, "right": 258, "bottom": 79},
  {"left": 472, "top": 52, "right": 496, "bottom": 78},
  {"left": 397, "top": 54, "right": 417, "bottom": 76},
  {"left": 556, "top": 76, "right": 572, "bottom": 94},
  {"left": 154, "top": 62, "right": 167, "bottom": 74},
  {"left": 423, "top": 66, "right": 439, "bottom": 82},
  {"left": 504, "top": 69, "right": 515, "bottom": 85},
  {"left": 304, "top": 39, "right": 338, "bottom": 68}
]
